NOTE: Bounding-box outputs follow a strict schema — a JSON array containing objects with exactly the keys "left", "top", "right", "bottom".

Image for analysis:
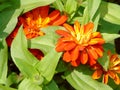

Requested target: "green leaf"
[
  {"left": 52, "top": 0, "right": 65, "bottom": 12},
  {"left": 100, "top": 1, "right": 120, "bottom": 25},
  {"left": 20, "top": 0, "right": 56, "bottom": 13},
  {"left": 0, "top": 39, "right": 8, "bottom": 84},
  {"left": 29, "top": 26, "right": 65, "bottom": 54},
  {"left": 65, "top": 66, "right": 112, "bottom": 90},
  {"left": 35, "top": 49, "right": 62, "bottom": 83},
  {"left": 6, "top": 72, "right": 23, "bottom": 86},
  {"left": 0, "top": 2, "right": 11, "bottom": 11},
  {"left": 102, "top": 33, "right": 120, "bottom": 43},
  {"left": 11, "top": 26, "right": 39, "bottom": 78},
  {"left": 0, "top": 85, "right": 17, "bottom": 90},
  {"left": 82, "top": 6, "right": 90, "bottom": 25},
  {"left": 98, "top": 51, "right": 109, "bottom": 71},
  {"left": 18, "top": 78, "right": 42, "bottom": 90},
  {"left": 65, "top": 0, "right": 77, "bottom": 15},
  {"left": 43, "top": 80, "right": 59, "bottom": 90},
  {"left": 87, "top": 0, "right": 101, "bottom": 20}
]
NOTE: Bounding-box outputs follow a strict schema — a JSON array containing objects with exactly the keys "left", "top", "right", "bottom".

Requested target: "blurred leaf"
[
  {"left": 65, "top": 0, "right": 77, "bottom": 18},
  {"left": 98, "top": 51, "right": 109, "bottom": 71},
  {"left": 87, "top": 0, "right": 101, "bottom": 20},
  {"left": 92, "top": 11, "right": 100, "bottom": 32},
  {"left": 0, "top": 85, "right": 16, "bottom": 90},
  {"left": 18, "top": 78, "right": 42, "bottom": 90},
  {"left": 100, "top": 1, "right": 120, "bottom": 25},
  {"left": 20, "top": 0, "right": 56, "bottom": 13},
  {"left": 102, "top": 33, "right": 120, "bottom": 43},
  {"left": 29, "top": 26, "right": 65, "bottom": 54},
  {"left": 6, "top": 72, "right": 23, "bottom": 86},
  {"left": 35, "top": 49, "right": 62, "bottom": 83},
  {"left": 43, "top": 80, "right": 59, "bottom": 90},
  {"left": 99, "top": 19, "right": 120, "bottom": 34},
  {"left": 0, "top": 2, "right": 11, "bottom": 11},
  {"left": 11, "top": 27, "right": 39, "bottom": 78},
  {"left": 65, "top": 66, "right": 112, "bottom": 90},
  {"left": 0, "top": 39, "right": 8, "bottom": 84},
  {"left": 82, "top": 6, "right": 89, "bottom": 24},
  {"left": 52, "top": 0, "right": 65, "bottom": 12}
]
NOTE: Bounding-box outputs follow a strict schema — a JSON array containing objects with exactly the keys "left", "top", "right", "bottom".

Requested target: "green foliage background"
[{"left": 0, "top": 0, "right": 120, "bottom": 90}]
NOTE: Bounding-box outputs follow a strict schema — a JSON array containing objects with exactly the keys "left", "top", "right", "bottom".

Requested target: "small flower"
[
  {"left": 55, "top": 21, "right": 105, "bottom": 67},
  {"left": 6, "top": 5, "right": 67, "bottom": 46},
  {"left": 92, "top": 51, "right": 120, "bottom": 84}
]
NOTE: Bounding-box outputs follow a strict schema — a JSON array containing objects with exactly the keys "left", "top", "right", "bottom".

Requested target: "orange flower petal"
[
  {"left": 84, "top": 22, "right": 94, "bottom": 34},
  {"left": 103, "top": 73, "right": 109, "bottom": 84},
  {"left": 92, "top": 46, "right": 103, "bottom": 57},
  {"left": 63, "top": 51, "right": 71, "bottom": 62},
  {"left": 39, "top": 6, "right": 49, "bottom": 18},
  {"left": 108, "top": 71, "right": 115, "bottom": 79},
  {"left": 56, "top": 42, "right": 67, "bottom": 52},
  {"left": 80, "top": 50, "right": 88, "bottom": 64},
  {"left": 114, "top": 74, "right": 120, "bottom": 85},
  {"left": 87, "top": 46, "right": 98, "bottom": 60},
  {"left": 52, "top": 15, "right": 68, "bottom": 25},
  {"left": 89, "top": 38, "right": 105, "bottom": 45},
  {"left": 71, "top": 46, "right": 79, "bottom": 61},
  {"left": 63, "top": 23, "right": 74, "bottom": 34},
  {"left": 92, "top": 69, "right": 103, "bottom": 79},
  {"left": 49, "top": 10, "right": 60, "bottom": 21},
  {"left": 64, "top": 42, "right": 76, "bottom": 51},
  {"left": 56, "top": 30, "right": 70, "bottom": 37},
  {"left": 71, "top": 60, "right": 80, "bottom": 67},
  {"left": 91, "top": 32, "right": 101, "bottom": 38}
]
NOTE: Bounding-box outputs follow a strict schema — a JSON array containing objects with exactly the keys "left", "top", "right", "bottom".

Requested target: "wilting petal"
[
  {"left": 114, "top": 74, "right": 120, "bottom": 85},
  {"left": 92, "top": 69, "right": 103, "bottom": 79},
  {"left": 49, "top": 10, "right": 60, "bottom": 21},
  {"left": 71, "top": 46, "right": 80, "bottom": 61},
  {"left": 80, "top": 50, "right": 88, "bottom": 64},
  {"left": 103, "top": 73, "right": 109, "bottom": 84},
  {"left": 63, "top": 51, "right": 71, "bottom": 62}
]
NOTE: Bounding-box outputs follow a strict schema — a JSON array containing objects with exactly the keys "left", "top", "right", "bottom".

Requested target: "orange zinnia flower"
[
  {"left": 6, "top": 5, "right": 67, "bottom": 46},
  {"left": 92, "top": 51, "right": 120, "bottom": 84},
  {"left": 55, "top": 21, "right": 105, "bottom": 67},
  {"left": 6, "top": 5, "right": 67, "bottom": 60}
]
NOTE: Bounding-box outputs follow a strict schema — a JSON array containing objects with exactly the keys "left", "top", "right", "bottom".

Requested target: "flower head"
[
  {"left": 55, "top": 21, "right": 105, "bottom": 67},
  {"left": 6, "top": 5, "right": 67, "bottom": 46},
  {"left": 92, "top": 51, "right": 120, "bottom": 84}
]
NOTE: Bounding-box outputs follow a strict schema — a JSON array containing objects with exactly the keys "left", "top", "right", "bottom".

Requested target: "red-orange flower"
[
  {"left": 55, "top": 21, "right": 105, "bottom": 67},
  {"left": 6, "top": 5, "right": 67, "bottom": 60},
  {"left": 92, "top": 51, "right": 120, "bottom": 84},
  {"left": 6, "top": 5, "right": 67, "bottom": 46}
]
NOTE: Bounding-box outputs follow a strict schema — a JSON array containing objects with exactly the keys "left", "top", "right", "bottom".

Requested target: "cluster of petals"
[
  {"left": 6, "top": 5, "right": 67, "bottom": 60},
  {"left": 92, "top": 51, "right": 120, "bottom": 84},
  {"left": 55, "top": 21, "right": 105, "bottom": 67},
  {"left": 6, "top": 5, "right": 67, "bottom": 46}
]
